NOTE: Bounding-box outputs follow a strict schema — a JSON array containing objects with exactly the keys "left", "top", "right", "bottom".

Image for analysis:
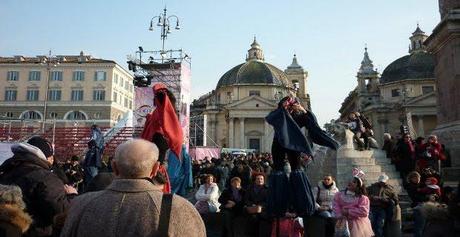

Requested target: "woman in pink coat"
[{"left": 333, "top": 176, "right": 373, "bottom": 237}]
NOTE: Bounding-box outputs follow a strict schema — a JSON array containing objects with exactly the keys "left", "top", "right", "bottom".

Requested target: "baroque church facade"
[
  {"left": 339, "top": 25, "right": 437, "bottom": 144},
  {"left": 190, "top": 38, "right": 309, "bottom": 152}
]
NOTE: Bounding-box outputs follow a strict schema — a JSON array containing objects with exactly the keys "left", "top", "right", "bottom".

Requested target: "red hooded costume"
[{"left": 141, "top": 83, "right": 184, "bottom": 193}]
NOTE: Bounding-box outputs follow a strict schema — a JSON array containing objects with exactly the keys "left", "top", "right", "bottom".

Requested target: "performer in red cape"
[{"left": 141, "top": 83, "right": 183, "bottom": 193}]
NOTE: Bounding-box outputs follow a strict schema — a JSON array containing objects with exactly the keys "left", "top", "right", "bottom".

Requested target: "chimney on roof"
[
  {"left": 37, "top": 55, "right": 47, "bottom": 63},
  {"left": 78, "top": 51, "right": 86, "bottom": 63},
  {"left": 14, "top": 55, "right": 25, "bottom": 63}
]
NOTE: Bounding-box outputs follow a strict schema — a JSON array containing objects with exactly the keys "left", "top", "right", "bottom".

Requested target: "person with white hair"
[
  {"left": 382, "top": 133, "right": 395, "bottom": 159},
  {"left": 367, "top": 173, "right": 400, "bottom": 237},
  {"left": 61, "top": 139, "right": 206, "bottom": 237}
]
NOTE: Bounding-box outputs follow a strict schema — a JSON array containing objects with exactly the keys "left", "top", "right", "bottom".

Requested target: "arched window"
[
  {"left": 20, "top": 111, "right": 42, "bottom": 120},
  {"left": 49, "top": 112, "right": 58, "bottom": 119},
  {"left": 65, "top": 111, "right": 87, "bottom": 120}
]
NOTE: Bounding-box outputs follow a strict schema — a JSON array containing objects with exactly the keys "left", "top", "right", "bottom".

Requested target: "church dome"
[
  {"left": 380, "top": 25, "right": 435, "bottom": 84},
  {"left": 216, "top": 60, "right": 290, "bottom": 89},
  {"left": 216, "top": 37, "right": 290, "bottom": 89},
  {"left": 379, "top": 51, "right": 435, "bottom": 84}
]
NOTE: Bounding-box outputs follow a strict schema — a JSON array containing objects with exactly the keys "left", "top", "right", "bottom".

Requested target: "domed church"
[
  {"left": 339, "top": 25, "right": 437, "bottom": 143},
  {"left": 191, "top": 38, "right": 310, "bottom": 152}
]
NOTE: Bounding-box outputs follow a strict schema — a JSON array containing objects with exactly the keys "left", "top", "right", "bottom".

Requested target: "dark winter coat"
[
  {"left": 394, "top": 139, "right": 415, "bottom": 172},
  {"left": 244, "top": 184, "right": 269, "bottom": 210},
  {"left": 265, "top": 108, "right": 339, "bottom": 156},
  {"left": 218, "top": 187, "right": 246, "bottom": 215},
  {"left": 84, "top": 145, "right": 102, "bottom": 168},
  {"left": 382, "top": 139, "right": 395, "bottom": 159},
  {"left": 0, "top": 143, "right": 71, "bottom": 228},
  {"left": 405, "top": 182, "right": 426, "bottom": 207}
]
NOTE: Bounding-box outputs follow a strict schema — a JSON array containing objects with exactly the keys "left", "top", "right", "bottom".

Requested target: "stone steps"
[{"left": 335, "top": 147, "right": 404, "bottom": 194}]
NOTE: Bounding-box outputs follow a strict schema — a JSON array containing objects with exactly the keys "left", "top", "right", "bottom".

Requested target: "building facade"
[
  {"left": 425, "top": 0, "right": 460, "bottom": 173},
  {"left": 0, "top": 51, "right": 134, "bottom": 127},
  {"left": 191, "top": 38, "right": 310, "bottom": 152},
  {"left": 339, "top": 26, "right": 437, "bottom": 144}
]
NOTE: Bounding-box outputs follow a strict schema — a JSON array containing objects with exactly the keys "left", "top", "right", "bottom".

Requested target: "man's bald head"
[{"left": 113, "top": 139, "right": 159, "bottom": 178}]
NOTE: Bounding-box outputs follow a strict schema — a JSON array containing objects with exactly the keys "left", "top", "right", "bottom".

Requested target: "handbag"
[{"left": 334, "top": 218, "right": 350, "bottom": 237}]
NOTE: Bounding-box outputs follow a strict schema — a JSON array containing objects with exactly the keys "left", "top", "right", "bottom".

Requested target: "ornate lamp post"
[
  {"left": 148, "top": 7, "right": 180, "bottom": 54},
  {"left": 41, "top": 50, "right": 60, "bottom": 132}
]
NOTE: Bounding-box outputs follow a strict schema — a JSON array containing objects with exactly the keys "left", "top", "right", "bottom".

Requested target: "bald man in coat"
[{"left": 61, "top": 139, "right": 205, "bottom": 237}]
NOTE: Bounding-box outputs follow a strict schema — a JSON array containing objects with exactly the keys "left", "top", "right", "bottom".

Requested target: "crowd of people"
[
  {"left": 191, "top": 150, "right": 459, "bottom": 237},
  {"left": 0, "top": 137, "right": 205, "bottom": 237},
  {"left": 0, "top": 90, "right": 459, "bottom": 237}
]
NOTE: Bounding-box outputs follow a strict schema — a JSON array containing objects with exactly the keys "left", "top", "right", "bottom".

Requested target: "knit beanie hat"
[{"left": 27, "top": 136, "right": 54, "bottom": 158}]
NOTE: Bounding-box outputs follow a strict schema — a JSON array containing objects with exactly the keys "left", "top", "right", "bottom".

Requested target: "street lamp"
[
  {"left": 41, "top": 50, "right": 60, "bottom": 132},
  {"left": 148, "top": 7, "right": 180, "bottom": 53}
]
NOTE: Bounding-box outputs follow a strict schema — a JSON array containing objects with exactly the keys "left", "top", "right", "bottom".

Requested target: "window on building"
[
  {"left": 48, "top": 90, "right": 62, "bottom": 101},
  {"left": 7, "top": 71, "right": 19, "bottom": 81},
  {"left": 249, "top": 90, "right": 260, "bottom": 96},
  {"left": 129, "top": 100, "right": 132, "bottom": 109},
  {"left": 66, "top": 111, "right": 86, "bottom": 120},
  {"left": 5, "top": 90, "right": 17, "bottom": 101},
  {"left": 113, "top": 91, "right": 118, "bottom": 102},
  {"left": 5, "top": 112, "right": 14, "bottom": 118},
  {"left": 26, "top": 90, "right": 39, "bottom": 101},
  {"left": 114, "top": 74, "right": 118, "bottom": 84},
  {"left": 124, "top": 97, "right": 128, "bottom": 107},
  {"left": 391, "top": 89, "right": 400, "bottom": 97},
  {"left": 119, "top": 78, "right": 124, "bottom": 86},
  {"left": 73, "top": 71, "right": 85, "bottom": 81},
  {"left": 93, "top": 90, "right": 105, "bottom": 101},
  {"left": 124, "top": 80, "right": 129, "bottom": 90},
  {"left": 51, "top": 71, "right": 63, "bottom": 81},
  {"left": 226, "top": 91, "right": 232, "bottom": 101},
  {"left": 94, "top": 71, "right": 107, "bottom": 81},
  {"left": 71, "top": 90, "right": 84, "bottom": 101},
  {"left": 422, "top": 86, "right": 434, "bottom": 94},
  {"left": 49, "top": 112, "right": 58, "bottom": 119},
  {"left": 29, "top": 71, "right": 41, "bottom": 81},
  {"left": 21, "top": 111, "right": 41, "bottom": 120}
]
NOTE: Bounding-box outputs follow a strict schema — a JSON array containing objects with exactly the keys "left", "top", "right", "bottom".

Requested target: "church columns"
[
  {"left": 239, "top": 118, "right": 245, "bottom": 148},
  {"left": 228, "top": 118, "right": 234, "bottom": 148},
  {"left": 417, "top": 116, "right": 425, "bottom": 137}
]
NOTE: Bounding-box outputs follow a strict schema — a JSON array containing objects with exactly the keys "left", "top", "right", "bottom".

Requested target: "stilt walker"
[
  {"left": 265, "top": 96, "right": 340, "bottom": 219},
  {"left": 140, "top": 83, "right": 183, "bottom": 193}
]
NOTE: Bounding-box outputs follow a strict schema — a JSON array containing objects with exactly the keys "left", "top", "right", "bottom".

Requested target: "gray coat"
[{"left": 61, "top": 179, "right": 206, "bottom": 237}]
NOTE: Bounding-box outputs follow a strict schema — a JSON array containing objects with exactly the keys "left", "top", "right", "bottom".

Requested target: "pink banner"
[{"left": 189, "top": 147, "right": 221, "bottom": 161}]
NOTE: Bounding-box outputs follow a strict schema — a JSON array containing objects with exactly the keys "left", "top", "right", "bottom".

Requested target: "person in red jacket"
[
  {"left": 419, "top": 177, "right": 441, "bottom": 199},
  {"left": 420, "top": 135, "right": 445, "bottom": 172}
]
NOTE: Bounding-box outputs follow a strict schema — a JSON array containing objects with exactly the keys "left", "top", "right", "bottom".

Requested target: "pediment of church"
[
  {"left": 225, "top": 95, "right": 277, "bottom": 110},
  {"left": 404, "top": 92, "right": 437, "bottom": 106}
]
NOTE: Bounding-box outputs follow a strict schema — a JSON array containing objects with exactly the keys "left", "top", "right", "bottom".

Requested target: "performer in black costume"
[{"left": 265, "top": 96, "right": 340, "bottom": 217}]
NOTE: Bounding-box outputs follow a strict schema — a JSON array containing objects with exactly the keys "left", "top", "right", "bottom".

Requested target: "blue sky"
[{"left": 0, "top": 0, "right": 440, "bottom": 126}]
